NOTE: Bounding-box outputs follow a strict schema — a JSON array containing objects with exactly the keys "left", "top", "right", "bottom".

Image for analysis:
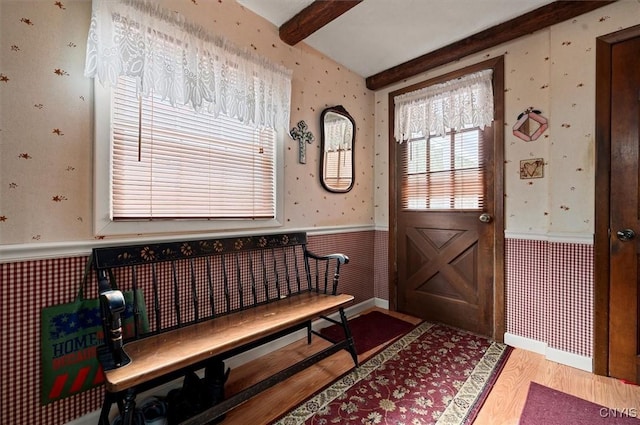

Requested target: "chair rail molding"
[
  {"left": 0, "top": 225, "right": 377, "bottom": 263},
  {"left": 504, "top": 231, "right": 594, "bottom": 245}
]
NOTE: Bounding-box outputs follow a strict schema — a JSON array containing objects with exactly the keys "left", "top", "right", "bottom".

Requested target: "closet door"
[{"left": 607, "top": 33, "right": 640, "bottom": 383}]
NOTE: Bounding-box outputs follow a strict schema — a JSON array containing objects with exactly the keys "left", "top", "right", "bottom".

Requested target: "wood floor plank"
[
  {"left": 473, "top": 349, "right": 539, "bottom": 425},
  {"left": 475, "top": 347, "right": 640, "bottom": 424}
]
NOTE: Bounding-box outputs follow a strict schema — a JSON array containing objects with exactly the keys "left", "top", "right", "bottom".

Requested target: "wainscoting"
[
  {"left": 505, "top": 235, "right": 594, "bottom": 371},
  {"left": 0, "top": 230, "right": 595, "bottom": 424},
  {"left": 0, "top": 230, "right": 377, "bottom": 425}
]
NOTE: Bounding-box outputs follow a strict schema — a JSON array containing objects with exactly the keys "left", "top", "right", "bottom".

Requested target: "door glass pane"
[
  {"left": 429, "top": 134, "right": 451, "bottom": 173},
  {"left": 401, "top": 127, "right": 484, "bottom": 211}
]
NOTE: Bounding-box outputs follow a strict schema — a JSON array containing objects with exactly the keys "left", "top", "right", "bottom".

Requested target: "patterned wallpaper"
[
  {"left": 0, "top": 2, "right": 379, "bottom": 422},
  {"left": 0, "top": 0, "right": 93, "bottom": 244},
  {"left": 370, "top": 0, "right": 639, "bottom": 371},
  {"left": 505, "top": 239, "right": 593, "bottom": 358},
  {"left": 0, "top": 0, "right": 375, "bottom": 245},
  {"left": 374, "top": 0, "right": 640, "bottom": 235}
]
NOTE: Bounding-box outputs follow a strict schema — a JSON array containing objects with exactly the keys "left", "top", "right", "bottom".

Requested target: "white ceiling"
[{"left": 237, "top": 0, "right": 554, "bottom": 78}]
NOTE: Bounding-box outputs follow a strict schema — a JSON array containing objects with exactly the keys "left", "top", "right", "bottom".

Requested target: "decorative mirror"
[{"left": 320, "top": 105, "right": 355, "bottom": 193}]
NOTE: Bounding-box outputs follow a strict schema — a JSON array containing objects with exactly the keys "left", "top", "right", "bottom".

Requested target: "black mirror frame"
[{"left": 319, "top": 105, "right": 356, "bottom": 193}]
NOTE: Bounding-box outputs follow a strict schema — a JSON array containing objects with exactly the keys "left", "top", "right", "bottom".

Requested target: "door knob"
[
  {"left": 616, "top": 229, "right": 635, "bottom": 241},
  {"left": 479, "top": 213, "right": 492, "bottom": 223}
]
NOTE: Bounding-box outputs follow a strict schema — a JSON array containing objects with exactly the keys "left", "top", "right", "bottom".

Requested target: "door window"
[{"left": 401, "top": 127, "right": 484, "bottom": 210}]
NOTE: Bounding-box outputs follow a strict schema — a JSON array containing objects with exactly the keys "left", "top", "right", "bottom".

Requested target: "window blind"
[
  {"left": 401, "top": 127, "right": 484, "bottom": 210},
  {"left": 112, "top": 76, "right": 276, "bottom": 220},
  {"left": 323, "top": 149, "right": 353, "bottom": 191}
]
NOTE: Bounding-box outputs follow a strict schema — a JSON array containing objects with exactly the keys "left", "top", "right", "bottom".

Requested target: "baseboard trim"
[
  {"left": 504, "top": 332, "right": 593, "bottom": 372},
  {"left": 374, "top": 298, "right": 389, "bottom": 309},
  {"left": 66, "top": 297, "right": 384, "bottom": 425},
  {"left": 504, "top": 332, "right": 547, "bottom": 355},
  {"left": 546, "top": 347, "right": 593, "bottom": 372}
]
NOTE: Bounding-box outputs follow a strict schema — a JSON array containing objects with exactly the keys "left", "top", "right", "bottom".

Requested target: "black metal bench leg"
[
  {"left": 98, "top": 393, "right": 114, "bottom": 425},
  {"left": 339, "top": 308, "right": 358, "bottom": 367},
  {"left": 121, "top": 389, "right": 137, "bottom": 425},
  {"left": 306, "top": 320, "right": 312, "bottom": 344}
]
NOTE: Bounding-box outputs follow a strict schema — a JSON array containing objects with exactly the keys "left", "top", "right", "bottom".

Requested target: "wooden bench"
[{"left": 93, "top": 232, "right": 357, "bottom": 425}]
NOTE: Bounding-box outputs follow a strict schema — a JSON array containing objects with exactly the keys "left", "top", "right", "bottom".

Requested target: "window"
[
  {"left": 323, "top": 148, "right": 353, "bottom": 191},
  {"left": 393, "top": 68, "right": 493, "bottom": 212},
  {"left": 94, "top": 80, "right": 284, "bottom": 236},
  {"left": 401, "top": 127, "right": 484, "bottom": 210},
  {"left": 112, "top": 76, "right": 276, "bottom": 220},
  {"left": 86, "top": 0, "right": 291, "bottom": 236}
]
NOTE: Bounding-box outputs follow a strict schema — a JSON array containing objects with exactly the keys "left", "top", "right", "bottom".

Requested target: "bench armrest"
[
  {"left": 99, "top": 285, "right": 127, "bottom": 367},
  {"left": 305, "top": 250, "right": 349, "bottom": 295},
  {"left": 305, "top": 251, "right": 349, "bottom": 265}
]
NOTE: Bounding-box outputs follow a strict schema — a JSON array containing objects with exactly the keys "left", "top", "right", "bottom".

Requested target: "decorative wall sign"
[
  {"left": 520, "top": 158, "right": 544, "bottom": 179},
  {"left": 290, "top": 120, "right": 315, "bottom": 164},
  {"left": 513, "top": 108, "right": 548, "bottom": 142}
]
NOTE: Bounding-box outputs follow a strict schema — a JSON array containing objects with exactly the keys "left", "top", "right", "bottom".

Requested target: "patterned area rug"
[
  {"left": 274, "top": 321, "right": 511, "bottom": 425},
  {"left": 320, "top": 311, "right": 416, "bottom": 355}
]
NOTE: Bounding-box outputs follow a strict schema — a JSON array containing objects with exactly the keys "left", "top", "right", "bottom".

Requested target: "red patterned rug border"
[{"left": 273, "top": 321, "right": 512, "bottom": 425}]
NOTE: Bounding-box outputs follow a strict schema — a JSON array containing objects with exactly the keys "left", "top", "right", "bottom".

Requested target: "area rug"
[
  {"left": 274, "top": 321, "right": 511, "bottom": 425},
  {"left": 519, "top": 382, "right": 640, "bottom": 424},
  {"left": 320, "top": 311, "right": 416, "bottom": 355}
]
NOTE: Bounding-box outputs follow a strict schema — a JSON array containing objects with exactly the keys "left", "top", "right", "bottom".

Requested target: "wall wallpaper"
[
  {"left": 374, "top": 0, "right": 640, "bottom": 235},
  {"left": 0, "top": 1, "right": 377, "bottom": 422},
  {"left": 371, "top": 0, "right": 639, "bottom": 374},
  {"left": 506, "top": 239, "right": 593, "bottom": 358},
  {"left": 0, "top": 0, "right": 93, "bottom": 244},
  {"left": 0, "top": 0, "right": 375, "bottom": 245}
]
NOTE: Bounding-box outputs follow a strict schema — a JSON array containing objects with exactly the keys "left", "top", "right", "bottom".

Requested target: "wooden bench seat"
[
  {"left": 105, "top": 292, "right": 354, "bottom": 392},
  {"left": 93, "top": 232, "right": 358, "bottom": 425}
]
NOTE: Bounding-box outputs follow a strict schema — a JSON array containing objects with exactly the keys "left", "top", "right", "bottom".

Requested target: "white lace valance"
[
  {"left": 323, "top": 119, "right": 353, "bottom": 152},
  {"left": 394, "top": 69, "right": 494, "bottom": 142},
  {"left": 84, "top": 0, "right": 292, "bottom": 131}
]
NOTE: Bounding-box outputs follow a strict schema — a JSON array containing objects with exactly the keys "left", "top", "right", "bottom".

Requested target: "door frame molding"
[
  {"left": 594, "top": 24, "right": 640, "bottom": 376},
  {"left": 387, "top": 56, "right": 505, "bottom": 341}
]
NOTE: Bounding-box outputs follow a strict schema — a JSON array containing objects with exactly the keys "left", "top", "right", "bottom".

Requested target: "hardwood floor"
[
  {"left": 218, "top": 308, "right": 640, "bottom": 424},
  {"left": 475, "top": 347, "right": 640, "bottom": 424}
]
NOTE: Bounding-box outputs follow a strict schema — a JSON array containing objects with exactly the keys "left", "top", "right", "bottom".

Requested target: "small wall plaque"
[
  {"left": 520, "top": 158, "right": 544, "bottom": 179},
  {"left": 513, "top": 108, "right": 548, "bottom": 142}
]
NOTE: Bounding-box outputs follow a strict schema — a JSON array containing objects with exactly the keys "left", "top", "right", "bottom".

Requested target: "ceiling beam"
[
  {"left": 366, "top": 0, "right": 615, "bottom": 91},
  {"left": 279, "top": 0, "right": 363, "bottom": 46}
]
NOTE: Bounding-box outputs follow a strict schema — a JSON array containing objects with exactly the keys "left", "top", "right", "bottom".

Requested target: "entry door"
[
  {"left": 395, "top": 129, "right": 495, "bottom": 336},
  {"left": 608, "top": 34, "right": 640, "bottom": 383},
  {"left": 390, "top": 58, "right": 503, "bottom": 339}
]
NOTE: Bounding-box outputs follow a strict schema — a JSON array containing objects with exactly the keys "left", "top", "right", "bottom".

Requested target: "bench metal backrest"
[{"left": 92, "top": 232, "right": 346, "bottom": 342}]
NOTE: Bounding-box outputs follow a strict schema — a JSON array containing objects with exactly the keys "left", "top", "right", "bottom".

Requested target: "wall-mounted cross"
[{"left": 290, "top": 120, "right": 315, "bottom": 164}]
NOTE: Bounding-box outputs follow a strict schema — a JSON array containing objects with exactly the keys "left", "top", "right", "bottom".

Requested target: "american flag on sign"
[
  {"left": 41, "top": 292, "right": 144, "bottom": 405},
  {"left": 49, "top": 306, "right": 102, "bottom": 340}
]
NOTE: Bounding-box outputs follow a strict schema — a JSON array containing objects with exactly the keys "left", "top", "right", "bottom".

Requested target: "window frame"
[{"left": 93, "top": 81, "right": 285, "bottom": 237}]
